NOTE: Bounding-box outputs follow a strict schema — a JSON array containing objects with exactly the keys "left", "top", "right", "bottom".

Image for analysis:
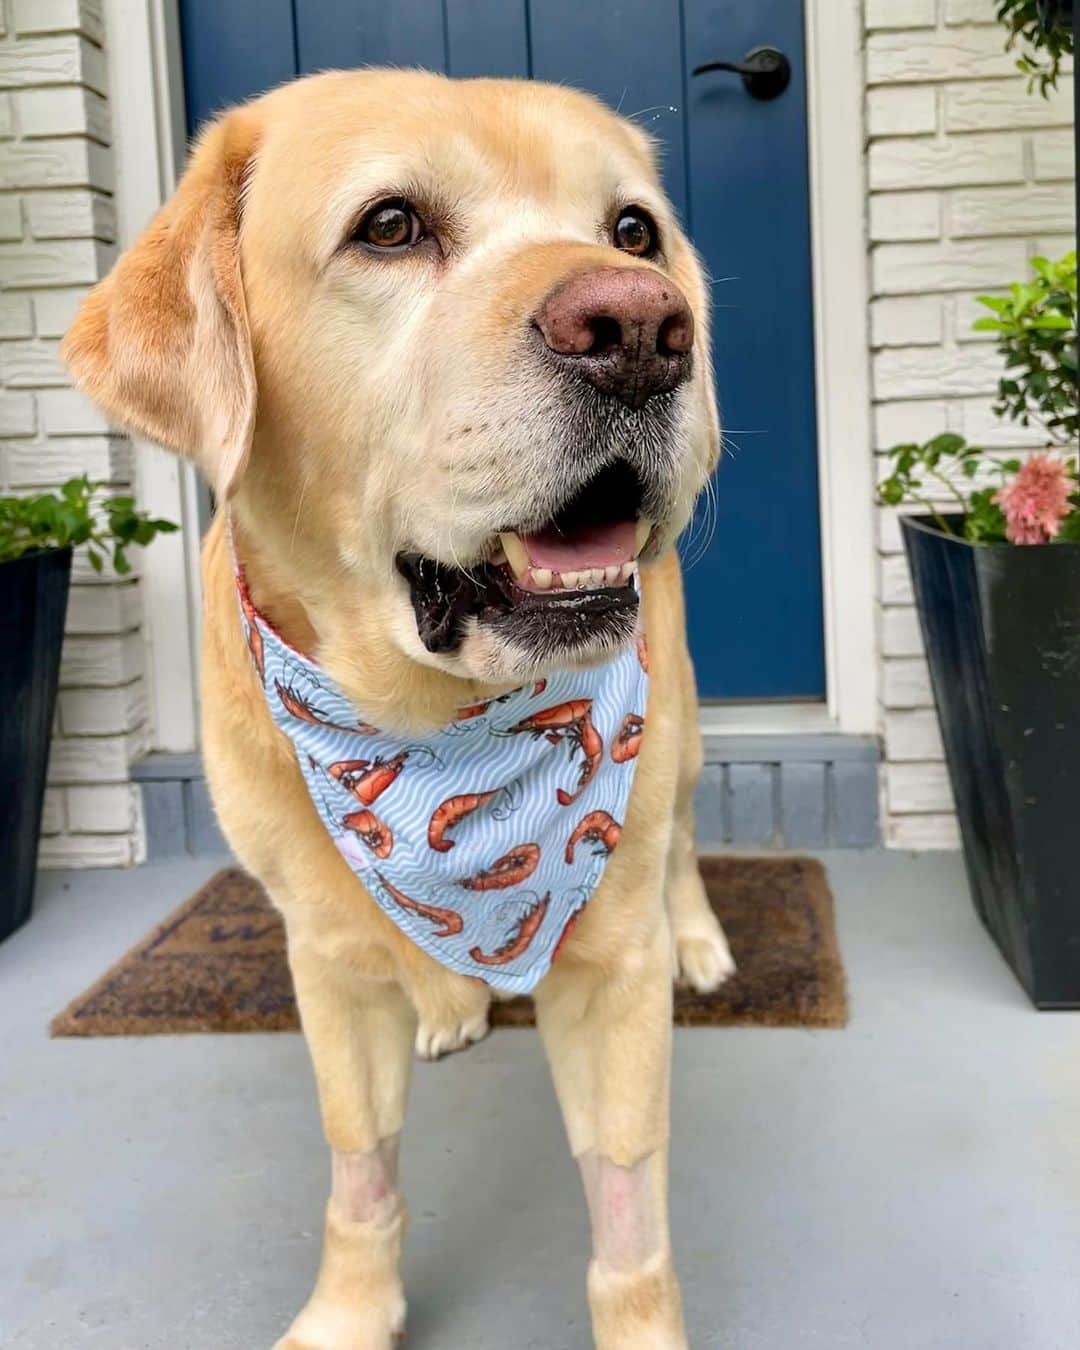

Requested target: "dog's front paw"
[
  {"left": 412, "top": 973, "right": 491, "bottom": 1060},
  {"left": 675, "top": 924, "right": 736, "bottom": 994},
  {"left": 414, "top": 1000, "right": 490, "bottom": 1060}
]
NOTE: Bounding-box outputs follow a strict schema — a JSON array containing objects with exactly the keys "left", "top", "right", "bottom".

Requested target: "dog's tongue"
[{"left": 522, "top": 519, "right": 637, "bottom": 571}]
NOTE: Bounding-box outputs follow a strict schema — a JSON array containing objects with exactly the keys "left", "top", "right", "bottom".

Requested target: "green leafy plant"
[
  {"left": 0, "top": 476, "right": 177, "bottom": 573},
  {"left": 974, "top": 252, "right": 1077, "bottom": 446},
  {"left": 996, "top": 0, "right": 1075, "bottom": 95},
  {"left": 879, "top": 252, "right": 1079, "bottom": 544}
]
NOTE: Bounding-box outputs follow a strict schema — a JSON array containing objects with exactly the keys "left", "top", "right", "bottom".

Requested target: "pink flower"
[{"left": 993, "top": 454, "right": 1074, "bottom": 545}]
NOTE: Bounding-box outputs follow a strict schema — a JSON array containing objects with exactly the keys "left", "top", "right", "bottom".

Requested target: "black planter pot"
[
  {"left": 0, "top": 548, "right": 72, "bottom": 942},
  {"left": 901, "top": 516, "right": 1080, "bottom": 1008}
]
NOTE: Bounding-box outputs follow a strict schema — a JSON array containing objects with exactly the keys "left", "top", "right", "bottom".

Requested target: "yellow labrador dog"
[{"left": 63, "top": 69, "right": 734, "bottom": 1350}]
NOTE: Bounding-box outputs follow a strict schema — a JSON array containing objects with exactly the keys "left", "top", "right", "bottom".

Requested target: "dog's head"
[{"left": 63, "top": 71, "right": 718, "bottom": 701}]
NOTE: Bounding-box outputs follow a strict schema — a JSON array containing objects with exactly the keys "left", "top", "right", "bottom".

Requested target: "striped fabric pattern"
[{"left": 237, "top": 574, "right": 648, "bottom": 992}]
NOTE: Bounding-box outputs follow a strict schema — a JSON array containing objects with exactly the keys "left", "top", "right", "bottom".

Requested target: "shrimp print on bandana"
[{"left": 236, "top": 567, "right": 648, "bottom": 994}]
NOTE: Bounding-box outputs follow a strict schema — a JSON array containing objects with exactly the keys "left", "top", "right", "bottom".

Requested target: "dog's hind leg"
[
  {"left": 666, "top": 640, "right": 735, "bottom": 995},
  {"left": 535, "top": 924, "right": 688, "bottom": 1350},
  {"left": 274, "top": 947, "right": 416, "bottom": 1350}
]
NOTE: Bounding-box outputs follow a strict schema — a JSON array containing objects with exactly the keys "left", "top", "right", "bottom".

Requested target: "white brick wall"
[
  {"left": 0, "top": 0, "right": 146, "bottom": 867},
  {"left": 865, "top": 0, "right": 1075, "bottom": 850}
]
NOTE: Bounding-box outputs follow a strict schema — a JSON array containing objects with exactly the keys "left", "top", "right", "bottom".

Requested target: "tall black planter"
[
  {"left": 902, "top": 516, "right": 1080, "bottom": 1008},
  {"left": 0, "top": 548, "right": 72, "bottom": 942}
]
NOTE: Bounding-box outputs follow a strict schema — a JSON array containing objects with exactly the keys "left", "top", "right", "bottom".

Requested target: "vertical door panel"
[
  {"left": 295, "top": 0, "right": 447, "bottom": 75},
  {"left": 682, "top": 0, "right": 823, "bottom": 698},
  {"left": 179, "top": 0, "right": 296, "bottom": 133},
  {"left": 446, "top": 1, "right": 529, "bottom": 78}
]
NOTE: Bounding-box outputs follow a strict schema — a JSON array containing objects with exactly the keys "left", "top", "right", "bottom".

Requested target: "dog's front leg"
[
  {"left": 275, "top": 944, "right": 416, "bottom": 1350},
  {"left": 535, "top": 923, "right": 687, "bottom": 1350}
]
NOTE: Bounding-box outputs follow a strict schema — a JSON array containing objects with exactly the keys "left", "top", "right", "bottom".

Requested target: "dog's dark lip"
[
  {"left": 396, "top": 459, "right": 649, "bottom": 655},
  {"left": 395, "top": 550, "right": 639, "bottom": 655}
]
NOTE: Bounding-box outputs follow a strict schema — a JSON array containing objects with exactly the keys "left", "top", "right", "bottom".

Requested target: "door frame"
[{"left": 113, "top": 0, "right": 876, "bottom": 752}]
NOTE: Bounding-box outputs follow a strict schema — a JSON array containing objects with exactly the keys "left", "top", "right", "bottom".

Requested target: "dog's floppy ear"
[{"left": 62, "top": 107, "right": 260, "bottom": 500}]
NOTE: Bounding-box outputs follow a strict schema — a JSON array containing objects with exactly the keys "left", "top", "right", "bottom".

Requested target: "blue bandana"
[{"left": 236, "top": 569, "right": 648, "bottom": 993}]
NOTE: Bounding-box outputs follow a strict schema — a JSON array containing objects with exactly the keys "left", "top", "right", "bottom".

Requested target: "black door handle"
[{"left": 692, "top": 46, "right": 791, "bottom": 101}]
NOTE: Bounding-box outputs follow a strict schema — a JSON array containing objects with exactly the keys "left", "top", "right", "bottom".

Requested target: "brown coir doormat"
[{"left": 51, "top": 856, "right": 846, "bottom": 1037}]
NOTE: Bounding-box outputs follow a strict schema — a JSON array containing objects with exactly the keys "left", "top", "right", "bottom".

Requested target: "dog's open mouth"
[{"left": 396, "top": 460, "right": 651, "bottom": 658}]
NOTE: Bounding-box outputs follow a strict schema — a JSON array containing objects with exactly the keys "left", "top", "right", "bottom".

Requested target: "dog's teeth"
[
  {"left": 559, "top": 569, "right": 581, "bottom": 589},
  {"left": 531, "top": 567, "right": 553, "bottom": 590},
  {"left": 619, "top": 561, "right": 637, "bottom": 582},
  {"left": 498, "top": 531, "right": 529, "bottom": 580},
  {"left": 633, "top": 517, "right": 653, "bottom": 557},
  {"left": 604, "top": 565, "right": 621, "bottom": 585},
  {"left": 490, "top": 543, "right": 507, "bottom": 566}
]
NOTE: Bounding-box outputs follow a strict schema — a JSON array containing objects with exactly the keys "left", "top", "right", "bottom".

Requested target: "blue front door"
[{"left": 180, "top": 0, "right": 824, "bottom": 701}]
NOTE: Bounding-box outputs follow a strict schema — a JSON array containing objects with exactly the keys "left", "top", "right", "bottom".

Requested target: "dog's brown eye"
[
  {"left": 613, "top": 209, "right": 657, "bottom": 257},
  {"left": 355, "top": 201, "right": 424, "bottom": 251}
]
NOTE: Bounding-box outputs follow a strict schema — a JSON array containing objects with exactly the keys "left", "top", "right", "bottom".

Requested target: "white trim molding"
[
  {"left": 103, "top": 0, "right": 200, "bottom": 752},
  {"left": 804, "top": 0, "right": 878, "bottom": 735}
]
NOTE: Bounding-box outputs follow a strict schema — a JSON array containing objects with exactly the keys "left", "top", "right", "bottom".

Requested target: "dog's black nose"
[{"left": 534, "top": 266, "right": 694, "bottom": 410}]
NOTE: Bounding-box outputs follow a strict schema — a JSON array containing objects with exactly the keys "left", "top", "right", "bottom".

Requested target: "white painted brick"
[
  {"left": 0, "top": 294, "right": 34, "bottom": 338},
  {"left": 871, "top": 296, "right": 944, "bottom": 347},
  {"left": 6, "top": 434, "right": 131, "bottom": 485},
  {"left": 873, "top": 238, "right": 1028, "bottom": 294},
  {"left": 59, "top": 631, "right": 143, "bottom": 686},
  {"left": 47, "top": 728, "right": 147, "bottom": 783},
  {"left": 1033, "top": 129, "right": 1075, "bottom": 181},
  {"left": 40, "top": 786, "right": 66, "bottom": 835},
  {"left": 870, "top": 190, "right": 941, "bottom": 241},
  {"left": 867, "top": 28, "right": 1018, "bottom": 84},
  {"left": 953, "top": 398, "right": 1054, "bottom": 448},
  {"left": 944, "top": 77, "right": 1074, "bottom": 132},
  {"left": 66, "top": 784, "right": 139, "bottom": 834},
  {"left": 866, "top": 0, "right": 936, "bottom": 29},
  {"left": 0, "top": 339, "right": 66, "bottom": 387},
  {"left": 59, "top": 681, "right": 147, "bottom": 735},
  {"left": 38, "top": 832, "right": 137, "bottom": 868},
  {"left": 873, "top": 343, "right": 1002, "bottom": 399},
  {"left": 954, "top": 289, "right": 1006, "bottom": 343},
  {"left": 32, "top": 286, "right": 89, "bottom": 337},
  {"left": 0, "top": 94, "right": 13, "bottom": 139},
  {"left": 14, "top": 0, "right": 104, "bottom": 43},
  {"left": 66, "top": 581, "right": 140, "bottom": 634},
  {"left": 874, "top": 398, "right": 950, "bottom": 448},
  {"left": 870, "top": 134, "right": 1024, "bottom": 190},
  {"left": 37, "top": 386, "right": 110, "bottom": 434},
  {"left": 0, "top": 196, "right": 21, "bottom": 241},
  {"left": 0, "top": 390, "right": 36, "bottom": 437},
  {"left": 886, "top": 761, "right": 955, "bottom": 813},
  {"left": 0, "top": 138, "right": 111, "bottom": 190},
  {"left": 882, "top": 655, "right": 933, "bottom": 708},
  {"left": 1034, "top": 234, "right": 1076, "bottom": 260},
  {"left": 0, "top": 34, "right": 106, "bottom": 92},
  {"left": 878, "top": 507, "right": 907, "bottom": 554},
  {"left": 886, "top": 813, "right": 961, "bottom": 850},
  {"left": 15, "top": 86, "right": 109, "bottom": 142},
  {"left": 26, "top": 190, "right": 115, "bottom": 240},
  {"left": 884, "top": 708, "right": 945, "bottom": 761},
  {"left": 72, "top": 541, "right": 143, "bottom": 583},
  {"left": 866, "top": 85, "right": 938, "bottom": 137},
  {"left": 0, "top": 238, "right": 115, "bottom": 288},
  {"left": 949, "top": 182, "right": 1075, "bottom": 239},
  {"left": 882, "top": 605, "right": 925, "bottom": 657},
  {"left": 880, "top": 552, "right": 915, "bottom": 605},
  {"left": 944, "top": 0, "right": 998, "bottom": 22}
]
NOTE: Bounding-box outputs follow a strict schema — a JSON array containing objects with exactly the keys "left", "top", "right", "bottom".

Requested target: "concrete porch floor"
[{"left": 2, "top": 850, "right": 1078, "bottom": 1349}]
